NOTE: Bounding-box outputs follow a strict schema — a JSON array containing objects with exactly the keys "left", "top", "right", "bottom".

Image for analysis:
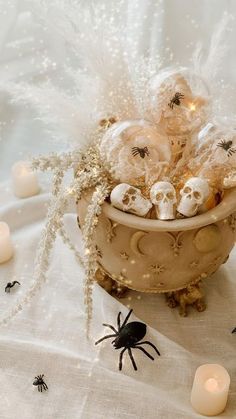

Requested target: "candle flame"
[{"left": 204, "top": 378, "right": 220, "bottom": 392}]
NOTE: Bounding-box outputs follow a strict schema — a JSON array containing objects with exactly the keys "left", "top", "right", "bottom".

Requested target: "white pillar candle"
[
  {"left": 191, "top": 364, "right": 230, "bottom": 416},
  {"left": 0, "top": 222, "right": 14, "bottom": 264},
  {"left": 12, "top": 161, "right": 40, "bottom": 198}
]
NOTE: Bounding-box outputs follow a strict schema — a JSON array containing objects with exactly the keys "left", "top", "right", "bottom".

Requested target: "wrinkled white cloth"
[{"left": 0, "top": 180, "right": 235, "bottom": 419}]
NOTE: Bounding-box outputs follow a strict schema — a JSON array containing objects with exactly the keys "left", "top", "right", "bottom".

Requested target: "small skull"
[
  {"left": 177, "top": 177, "right": 210, "bottom": 217},
  {"left": 150, "top": 181, "right": 177, "bottom": 220},
  {"left": 110, "top": 183, "right": 152, "bottom": 217}
]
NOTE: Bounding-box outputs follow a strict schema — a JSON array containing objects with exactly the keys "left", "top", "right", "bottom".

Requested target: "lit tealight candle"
[
  {"left": 12, "top": 161, "right": 40, "bottom": 198},
  {"left": 191, "top": 364, "right": 230, "bottom": 416},
  {"left": 0, "top": 222, "right": 14, "bottom": 264}
]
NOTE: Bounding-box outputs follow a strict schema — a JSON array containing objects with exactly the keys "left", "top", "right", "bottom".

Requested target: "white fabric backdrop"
[{"left": 1, "top": 1, "right": 236, "bottom": 418}]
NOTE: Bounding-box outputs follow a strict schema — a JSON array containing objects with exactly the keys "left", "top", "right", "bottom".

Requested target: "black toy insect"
[
  {"left": 95, "top": 309, "right": 160, "bottom": 371},
  {"left": 168, "top": 92, "right": 184, "bottom": 109},
  {"left": 5, "top": 281, "right": 20, "bottom": 293},
  {"left": 232, "top": 327, "right": 236, "bottom": 333},
  {"left": 216, "top": 139, "right": 236, "bottom": 157},
  {"left": 33, "top": 375, "right": 48, "bottom": 392},
  {"left": 131, "top": 146, "right": 150, "bottom": 159}
]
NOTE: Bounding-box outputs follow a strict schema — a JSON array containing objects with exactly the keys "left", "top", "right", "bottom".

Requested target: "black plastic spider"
[
  {"left": 216, "top": 139, "right": 236, "bottom": 157},
  {"left": 33, "top": 375, "right": 48, "bottom": 392},
  {"left": 232, "top": 327, "right": 236, "bottom": 334},
  {"left": 168, "top": 92, "right": 184, "bottom": 109},
  {"left": 5, "top": 281, "right": 20, "bottom": 293},
  {"left": 131, "top": 146, "right": 150, "bottom": 159},
  {"left": 95, "top": 309, "right": 160, "bottom": 371}
]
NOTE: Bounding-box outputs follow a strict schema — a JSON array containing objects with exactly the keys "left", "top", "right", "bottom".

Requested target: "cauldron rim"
[{"left": 84, "top": 188, "right": 236, "bottom": 232}]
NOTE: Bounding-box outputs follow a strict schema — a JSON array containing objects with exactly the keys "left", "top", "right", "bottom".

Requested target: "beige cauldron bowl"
[{"left": 77, "top": 188, "right": 236, "bottom": 314}]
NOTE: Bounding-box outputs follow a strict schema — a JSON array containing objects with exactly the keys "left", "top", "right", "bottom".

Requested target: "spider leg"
[
  {"left": 102, "top": 323, "right": 118, "bottom": 334},
  {"left": 120, "top": 309, "right": 133, "bottom": 329},
  {"left": 119, "top": 348, "right": 126, "bottom": 370},
  {"left": 228, "top": 148, "right": 236, "bottom": 157},
  {"left": 133, "top": 345, "right": 154, "bottom": 361},
  {"left": 117, "top": 312, "right": 122, "bottom": 330},
  {"left": 128, "top": 348, "right": 137, "bottom": 371},
  {"left": 43, "top": 383, "right": 48, "bottom": 391},
  {"left": 95, "top": 333, "right": 117, "bottom": 345},
  {"left": 136, "top": 341, "right": 160, "bottom": 356}
]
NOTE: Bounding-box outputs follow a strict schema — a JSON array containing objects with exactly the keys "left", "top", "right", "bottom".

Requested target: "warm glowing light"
[
  {"left": 189, "top": 103, "right": 196, "bottom": 111},
  {"left": 204, "top": 378, "right": 220, "bottom": 392}
]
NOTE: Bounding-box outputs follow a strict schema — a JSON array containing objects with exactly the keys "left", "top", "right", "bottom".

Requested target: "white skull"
[
  {"left": 150, "top": 181, "right": 177, "bottom": 220},
  {"left": 110, "top": 183, "right": 152, "bottom": 217},
  {"left": 178, "top": 177, "right": 210, "bottom": 217}
]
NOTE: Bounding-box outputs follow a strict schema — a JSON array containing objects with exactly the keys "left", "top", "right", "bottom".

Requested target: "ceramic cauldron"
[{"left": 77, "top": 189, "right": 236, "bottom": 297}]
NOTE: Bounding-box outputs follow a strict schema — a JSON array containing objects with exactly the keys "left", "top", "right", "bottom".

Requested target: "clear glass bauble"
[
  {"left": 148, "top": 67, "right": 211, "bottom": 136},
  {"left": 99, "top": 119, "right": 171, "bottom": 185}
]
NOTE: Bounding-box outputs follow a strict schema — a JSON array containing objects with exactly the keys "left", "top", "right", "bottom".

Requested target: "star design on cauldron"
[{"left": 149, "top": 264, "right": 166, "bottom": 275}]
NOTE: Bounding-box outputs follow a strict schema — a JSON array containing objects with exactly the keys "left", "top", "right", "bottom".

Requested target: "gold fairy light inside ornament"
[{"left": 189, "top": 103, "right": 196, "bottom": 111}]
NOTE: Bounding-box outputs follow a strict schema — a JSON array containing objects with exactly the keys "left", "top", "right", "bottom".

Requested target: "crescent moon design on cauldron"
[{"left": 130, "top": 231, "right": 147, "bottom": 256}]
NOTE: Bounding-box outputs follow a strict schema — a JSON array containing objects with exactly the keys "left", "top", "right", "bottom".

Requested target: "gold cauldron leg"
[
  {"left": 95, "top": 269, "right": 128, "bottom": 298},
  {"left": 165, "top": 281, "right": 206, "bottom": 316}
]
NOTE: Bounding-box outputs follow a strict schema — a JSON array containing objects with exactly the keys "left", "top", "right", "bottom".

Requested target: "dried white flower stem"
[
  {"left": 32, "top": 150, "right": 82, "bottom": 172},
  {"left": 83, "top": 182, "right": 110, "bottom": 336}
]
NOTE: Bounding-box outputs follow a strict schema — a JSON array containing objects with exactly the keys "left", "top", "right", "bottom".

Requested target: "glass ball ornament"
[
  {"left": 148, "top": 68, "right": 211, "bottom": 136},
  {"left": 198, "top": 124, "right": 236, "bottom": 165},
  {"left": 99, "top": 119, "right": 171, "bottom": 185},
  {"left": 188, "top": 123, "right": 236, "bottom": 189}
]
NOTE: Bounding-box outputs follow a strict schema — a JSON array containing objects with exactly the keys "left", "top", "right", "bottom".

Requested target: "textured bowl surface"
[{"left": 77, "top": 189, "right": 236, "bottom": 293}]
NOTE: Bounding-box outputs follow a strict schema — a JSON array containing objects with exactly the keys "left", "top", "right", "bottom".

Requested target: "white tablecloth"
[{"left": 0, "top": 180, "right": 235, "bottom": 419}]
